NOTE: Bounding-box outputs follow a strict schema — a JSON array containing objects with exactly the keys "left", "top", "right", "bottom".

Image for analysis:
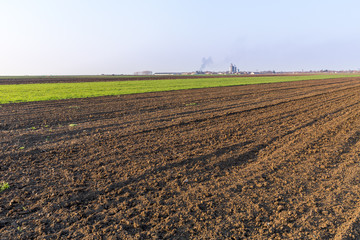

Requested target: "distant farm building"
[{"left": 134, "top": 71, "right": 152, "bottom": 75}]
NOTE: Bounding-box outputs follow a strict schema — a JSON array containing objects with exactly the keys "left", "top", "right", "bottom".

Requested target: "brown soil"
[{"left": 1, "top": 77, "right": 360, "bottom": 239}]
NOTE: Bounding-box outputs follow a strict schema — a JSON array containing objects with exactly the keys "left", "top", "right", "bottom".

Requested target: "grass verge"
[{"left": 0, "top": 74, "right": 359, "bottom": 104}]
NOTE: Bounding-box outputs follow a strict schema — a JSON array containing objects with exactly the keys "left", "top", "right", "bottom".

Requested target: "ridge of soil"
[{"left": 2, "top": 77, "right": 360, "bottom": 239}]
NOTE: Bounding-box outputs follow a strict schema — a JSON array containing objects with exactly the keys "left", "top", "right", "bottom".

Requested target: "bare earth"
[{"left": 2, "top": 77, "right": 360, "bottom": 239}]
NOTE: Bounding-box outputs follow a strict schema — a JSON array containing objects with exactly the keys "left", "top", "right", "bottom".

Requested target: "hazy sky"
[{"left": 1, "top": 0, "right": 360, "bottom": 75}]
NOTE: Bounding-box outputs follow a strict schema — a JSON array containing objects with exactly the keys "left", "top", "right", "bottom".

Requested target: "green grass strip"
[{"left": 0, "top": 74, "right": 359, "bottom": 104}]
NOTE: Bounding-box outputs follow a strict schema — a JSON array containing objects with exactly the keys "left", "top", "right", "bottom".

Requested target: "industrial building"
[{"left": 229, "top": 63, "right": 238, "bottom": 74}]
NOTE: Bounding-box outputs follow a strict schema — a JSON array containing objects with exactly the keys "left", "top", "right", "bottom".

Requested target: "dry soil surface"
[{"left": 2, "top": 77, "right": 360, "bottom": 239}]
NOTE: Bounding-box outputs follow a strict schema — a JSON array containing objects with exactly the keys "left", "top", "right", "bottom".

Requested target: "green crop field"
[{"left": 0, "top": 74, "right": 358, "bottom": 104}]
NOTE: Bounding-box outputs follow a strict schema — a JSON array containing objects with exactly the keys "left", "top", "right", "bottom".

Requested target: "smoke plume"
[{"left": 200, "top": 57, "right": 213, "bottom": 71}]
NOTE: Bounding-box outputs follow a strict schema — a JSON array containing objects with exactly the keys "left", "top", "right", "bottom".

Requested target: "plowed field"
[{"left": 2, "top": 77, "right": 360, "bottom": 239}]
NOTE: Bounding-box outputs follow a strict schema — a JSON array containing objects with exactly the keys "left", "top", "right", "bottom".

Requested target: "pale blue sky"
[{"left": 1, "top": 0, "right": 359, "bottom": 75}]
